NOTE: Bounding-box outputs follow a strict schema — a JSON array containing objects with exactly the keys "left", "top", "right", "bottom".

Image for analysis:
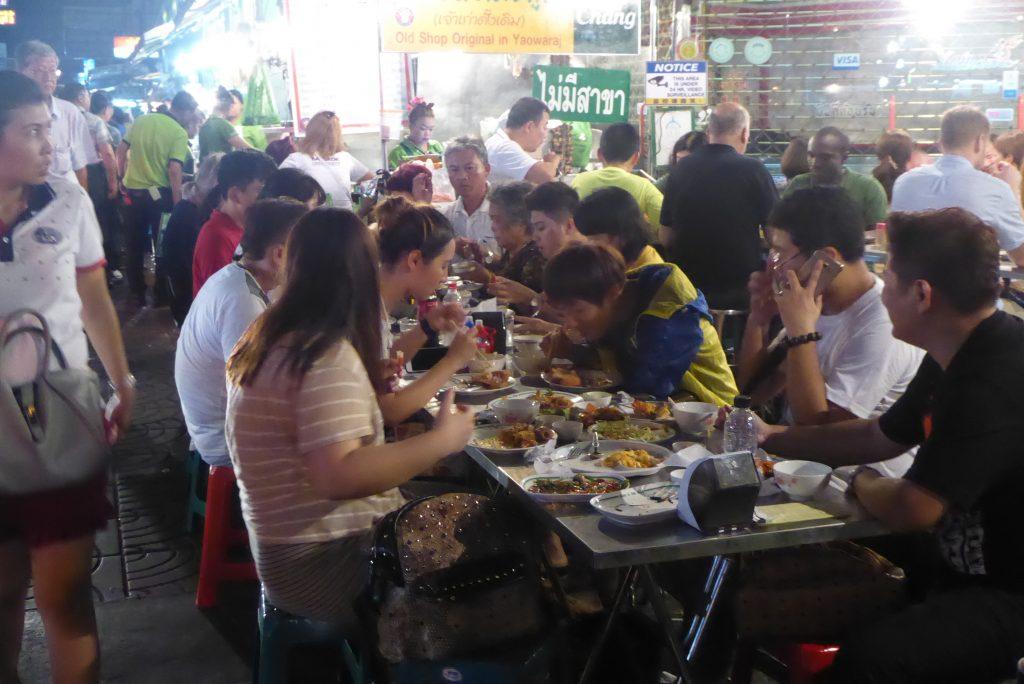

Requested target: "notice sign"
[
  {"left": 532, "top": 66, "right": 631, "bottom": 124},
  {"left": 379, "top": 0, "right": 641, "bottom": 55},
  {"left": 645, "top": 61, "right": 708, "bottom": 105},
  {"left": 1003, "top": 70, "right": 1019, "bottom": 100}
]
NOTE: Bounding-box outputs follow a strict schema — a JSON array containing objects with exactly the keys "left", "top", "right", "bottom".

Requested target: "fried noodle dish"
[
  {"left": 476, "top": 423, "right": 557, "bottom": 450},
  {"left": 601, "top": 449, "right": 662, "bottom": 469}
]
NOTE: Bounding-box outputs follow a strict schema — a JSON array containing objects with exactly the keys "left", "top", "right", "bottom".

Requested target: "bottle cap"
[{"left": 734, "top": 395, "right": 752, "bottom": 409}]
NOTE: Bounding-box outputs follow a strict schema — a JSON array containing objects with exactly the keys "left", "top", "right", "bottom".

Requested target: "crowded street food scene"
[{"left": 4, "top": 0, "right": 1024, "bottom": 681}]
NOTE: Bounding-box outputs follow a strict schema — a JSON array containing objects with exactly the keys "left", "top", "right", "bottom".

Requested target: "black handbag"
[{"left": 365, "top": 493, "right": 547, "bottom": 663}]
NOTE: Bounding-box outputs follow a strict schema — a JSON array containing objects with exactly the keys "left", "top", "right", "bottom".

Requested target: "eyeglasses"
[{"left": 26, "top": 66, "right": 61, "bottom": 78}]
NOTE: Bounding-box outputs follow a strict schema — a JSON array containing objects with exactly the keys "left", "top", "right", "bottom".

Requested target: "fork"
[{"left": 568, "top": 431, "right": 600, "bottom": 460}]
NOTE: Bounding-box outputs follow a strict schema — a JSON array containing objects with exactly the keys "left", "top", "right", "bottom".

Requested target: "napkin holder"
[{"left": 676, "top": 451, "right": 760, "bottom": 533}]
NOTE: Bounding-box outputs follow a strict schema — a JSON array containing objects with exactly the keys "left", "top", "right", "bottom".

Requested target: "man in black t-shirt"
[
  {"left": 659, "top": 102, "right": 778, "bottom": 310},
  {"left": 759, "top": 207, "right": 1024, "bottom": 681}
]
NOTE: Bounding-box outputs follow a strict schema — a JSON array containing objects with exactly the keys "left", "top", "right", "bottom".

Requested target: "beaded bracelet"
[{"left": 783, "top": 331, "right": 823, "bottom": 349}]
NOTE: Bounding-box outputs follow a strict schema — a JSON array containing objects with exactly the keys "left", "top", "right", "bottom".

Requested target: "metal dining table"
[{"left": 453, "top": 380, "right": 888, "bottom": 684}]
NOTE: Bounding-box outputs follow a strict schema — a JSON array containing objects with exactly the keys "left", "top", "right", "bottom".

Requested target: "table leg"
[
  {"left": 577, "top": 566, "right": 639, "bottom": 684},
  {"left": 639, "top": 565, "right": 693, "bottom": 684},
  {"left": 683, "top": 555, "right": 733, "bottom": 663}
]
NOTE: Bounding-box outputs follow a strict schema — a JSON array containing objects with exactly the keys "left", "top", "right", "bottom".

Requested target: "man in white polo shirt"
[
  {"left": 175, "top": 199, "right": 308, "bottom": 467},
  {"left": 892, "top": 105, "right": 1024, "bottom": 266},
  {"left": 16, "top": 40, "right": 93, "bottom": 189},
  {"left": 484, "top": 97, "right": 560, "bottom": 185}
]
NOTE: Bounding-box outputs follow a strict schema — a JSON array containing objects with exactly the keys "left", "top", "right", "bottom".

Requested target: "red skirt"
[{"left": 0, "top": 473, "right": 113, "bottom": 548}]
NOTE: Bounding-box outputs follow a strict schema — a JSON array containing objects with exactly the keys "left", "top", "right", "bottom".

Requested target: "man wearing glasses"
[{"left": 16, "top": 40, "right": 94, "bottom": 189}]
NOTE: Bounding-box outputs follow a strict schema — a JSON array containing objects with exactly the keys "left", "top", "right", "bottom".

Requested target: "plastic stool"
[
  {"left": 773, "top": 642, "right": 840, "bottom": 684},
  {"left": 195, "top": 466, "right": 257, "bottom": 608},
  {"left": 255, "top": 587, "right": 364, "bottom": 684},
  {"left": 184, "top": 450, "right": 207, "bottom": 533}
]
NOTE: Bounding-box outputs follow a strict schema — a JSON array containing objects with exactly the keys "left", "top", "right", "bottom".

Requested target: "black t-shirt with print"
[{"left": 878, "top": 311, "right": 1024, "bottom": 591}]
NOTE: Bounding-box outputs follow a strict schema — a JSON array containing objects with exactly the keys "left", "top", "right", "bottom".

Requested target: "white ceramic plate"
[
  {"left": 562, "top": 440, "right": 674, "bottom": 478},
  {"left": 446, "top": 373, "right": 515, "bottom": 397},
  {"left": 587, "top": 419, "right": 679, "bottom": 446},
  {"left": 522, "top": 474, "right": 629, "bottom": 503},
  {"left": 541, "top": 369, "right": 620, "bottom": 392},
  {"left": 591, "top": 482, "right": 680, "bottom": 526},
  {"left": 469, "top": 426, "right": 536, "bottom": 456},
  {"left": 490, "top": 390, "right": 583, "bottom": 414}
]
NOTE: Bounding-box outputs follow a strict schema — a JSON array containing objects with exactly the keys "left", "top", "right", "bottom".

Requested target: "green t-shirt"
[
  {"left": 198, "top": 116, "right": 238, "bottom": 162},
  {"left": 124, "top": 113, "right": 191, "bottom": 190},
  {"left": 388, "top": 137, "right": 445, "bottom": 169},
  {"left": 572, "top": 166, "right": 664, "bottom": 238},
  {"left": 783, "top": 170, "right": 889, "bottom": 229}
]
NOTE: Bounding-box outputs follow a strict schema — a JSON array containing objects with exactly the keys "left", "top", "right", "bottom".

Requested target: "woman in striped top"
[{"left": 225, "top": 208, "right": 475, "bottom": 627}]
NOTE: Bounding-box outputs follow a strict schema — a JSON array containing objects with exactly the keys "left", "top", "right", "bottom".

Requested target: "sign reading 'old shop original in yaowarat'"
[{"left": 380, "top": 0, "right": 641, "bottom": 55}]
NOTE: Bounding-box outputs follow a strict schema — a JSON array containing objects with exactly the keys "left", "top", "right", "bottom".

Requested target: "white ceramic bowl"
[
  {"left": 491, "top": 398, "right": 539, "bottom": 424},
  {"left": 552, "top": 420, "right": 584, "bottom": 442},
  {"left": 511, "top": 351, "right": 549, "bottom": 376},
  {"left": 581, "top": 391, "right": 613, "bottom": 408},
  {"left": 672, "top": 401, "right": 718, "bottom": 434},
  {"left": 468, "top": 354, "right": 506, "bottom": 374},
  {"left": 773, "top": 460, "right": 833, "bottom": 500}
]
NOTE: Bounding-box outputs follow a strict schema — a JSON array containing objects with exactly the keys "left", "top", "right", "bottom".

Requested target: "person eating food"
[{"left": 542, "top": 243, "right": 738, "bottom": 404}]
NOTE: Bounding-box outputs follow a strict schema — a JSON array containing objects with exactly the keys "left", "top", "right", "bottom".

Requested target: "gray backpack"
[{"left": 0, "top": 309, "right": 109, "bottom": 494}]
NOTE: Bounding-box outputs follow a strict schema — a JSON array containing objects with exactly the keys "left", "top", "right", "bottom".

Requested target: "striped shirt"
[{"left": 226, "top": 340, "right": 403, "bottom": 545}]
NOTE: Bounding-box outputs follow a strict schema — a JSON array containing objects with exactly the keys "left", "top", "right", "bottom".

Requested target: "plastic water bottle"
[
  {"left": 442, "top": 282, "right": 463, "bottom": 308},
  {"left": 724, "top": 395, "right": 758, "bottom": 455},
  {"left": 438, "top": 285, "right": 464, "bottom": 346}
]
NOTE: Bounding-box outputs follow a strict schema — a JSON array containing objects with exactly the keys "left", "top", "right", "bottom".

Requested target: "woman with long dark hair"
[{"left": 226, "top": 208, "right": 474, "bottom": 626}]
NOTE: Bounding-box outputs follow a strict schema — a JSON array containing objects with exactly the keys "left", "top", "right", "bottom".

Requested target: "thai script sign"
[
  {"left": 532, "top": 65, "right": 630, "bottom": 124},
  {"left": 379, "top": 0, "right": 640, "bottom": 55}
]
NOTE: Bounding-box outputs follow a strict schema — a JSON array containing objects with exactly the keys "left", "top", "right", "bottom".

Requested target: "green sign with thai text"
[{"left": 532, "top": 65, "right": 631, "bottom": 124}]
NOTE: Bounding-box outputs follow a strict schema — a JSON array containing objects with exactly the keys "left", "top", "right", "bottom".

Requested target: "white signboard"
[
  {"left": 286, "top": 0, "right": 385, "bottom": 134},
  {"left": 645, "top": 61, "right": 708, "bottom": 105}
]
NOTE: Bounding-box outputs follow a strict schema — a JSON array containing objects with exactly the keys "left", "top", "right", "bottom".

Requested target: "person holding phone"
[{"left": 736, "top": 187, "right": 923, "bottom": 476}]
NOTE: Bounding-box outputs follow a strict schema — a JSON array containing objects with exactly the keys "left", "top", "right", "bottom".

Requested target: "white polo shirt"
[
  {"left": 440, "top": 194, "right": 498, "bottom": 253},
  {"left": 484, "top": 128, "right": 538, "bottom": 185},
  {"left": 0, "top": 180, "right": 106, "bottom": 371},
  {"left": 48, "top": 97, "right": 94, "bottom": 183}
]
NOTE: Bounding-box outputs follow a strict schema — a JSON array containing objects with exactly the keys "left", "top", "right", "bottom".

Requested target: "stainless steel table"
[{"left": 463, "top": 434, "right": 887, "bottom": 684}]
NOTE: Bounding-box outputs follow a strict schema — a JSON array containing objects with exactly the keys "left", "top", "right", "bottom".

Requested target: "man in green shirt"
[
  {"left": 571, "top": 123, "right": 663, "bottom": 240},
  {"left": 116, "top": 91, "right": 199, "bottom": 305},
  {"left": 783, "top": 126, "right": 889, "bottom": 230}
]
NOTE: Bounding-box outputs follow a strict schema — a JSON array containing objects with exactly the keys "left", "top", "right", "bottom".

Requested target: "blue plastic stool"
[
  {"left": 255, "top": 586, "right": 365, "bottom": 684},
  {"left": 184, "top": 450, "right": 207, "bottom": 533}
]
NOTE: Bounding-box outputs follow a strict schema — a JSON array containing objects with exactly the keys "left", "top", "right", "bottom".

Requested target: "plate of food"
[
  {"left": 541, "top": 367, "right": 620, "bottom": 392},
  {"left": 447, "top": 370, "right": 515, "bottom": 395},
  {"left": 631, "top": 399, "right": 674, "bottom": 422},
  {"left": 574, "top": 403, "right": 627, "bottom": 427},
  {"left": 522, "top": 473, "right": 628, "bottom": 503},
  {"left": 523, "top": 389, "right": 583, "bottom": 416},
  {"left": 588, "top": 419, "right": 678, "bottom": 445},
  {"left": 563, "top": 440, "right": 674, "bottom": 478},
  {"left": 470, "top": 424, "right": 557, "bottom": 456}
]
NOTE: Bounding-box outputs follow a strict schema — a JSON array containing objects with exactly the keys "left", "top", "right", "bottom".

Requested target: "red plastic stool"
[
  {"left": 195, "top": 466, "right": 257, "bottom": 608},
  {"left": 771, "top": 643, "right": 840, "bottom": 684}
]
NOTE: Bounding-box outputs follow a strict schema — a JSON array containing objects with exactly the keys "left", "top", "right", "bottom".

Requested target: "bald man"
[{"left": 660, "top": 102, "right": 778, "bottom": 309}]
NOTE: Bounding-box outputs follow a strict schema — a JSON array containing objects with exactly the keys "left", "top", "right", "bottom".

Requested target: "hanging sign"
[
  {"left": 645, "top": 61, "right": 708, "bottom": 105},
  {"left": 379, "top": 0, "right": 641, "bottom": 55},
  {"left": 833, "top": 53, "right": 860, "bottom": 70},
  {"left": 532, "top": 66, "right": 631, "bottom": 124},
  {"left": 1003, "top": 70, "right": 1020, "bottom": 100}
]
